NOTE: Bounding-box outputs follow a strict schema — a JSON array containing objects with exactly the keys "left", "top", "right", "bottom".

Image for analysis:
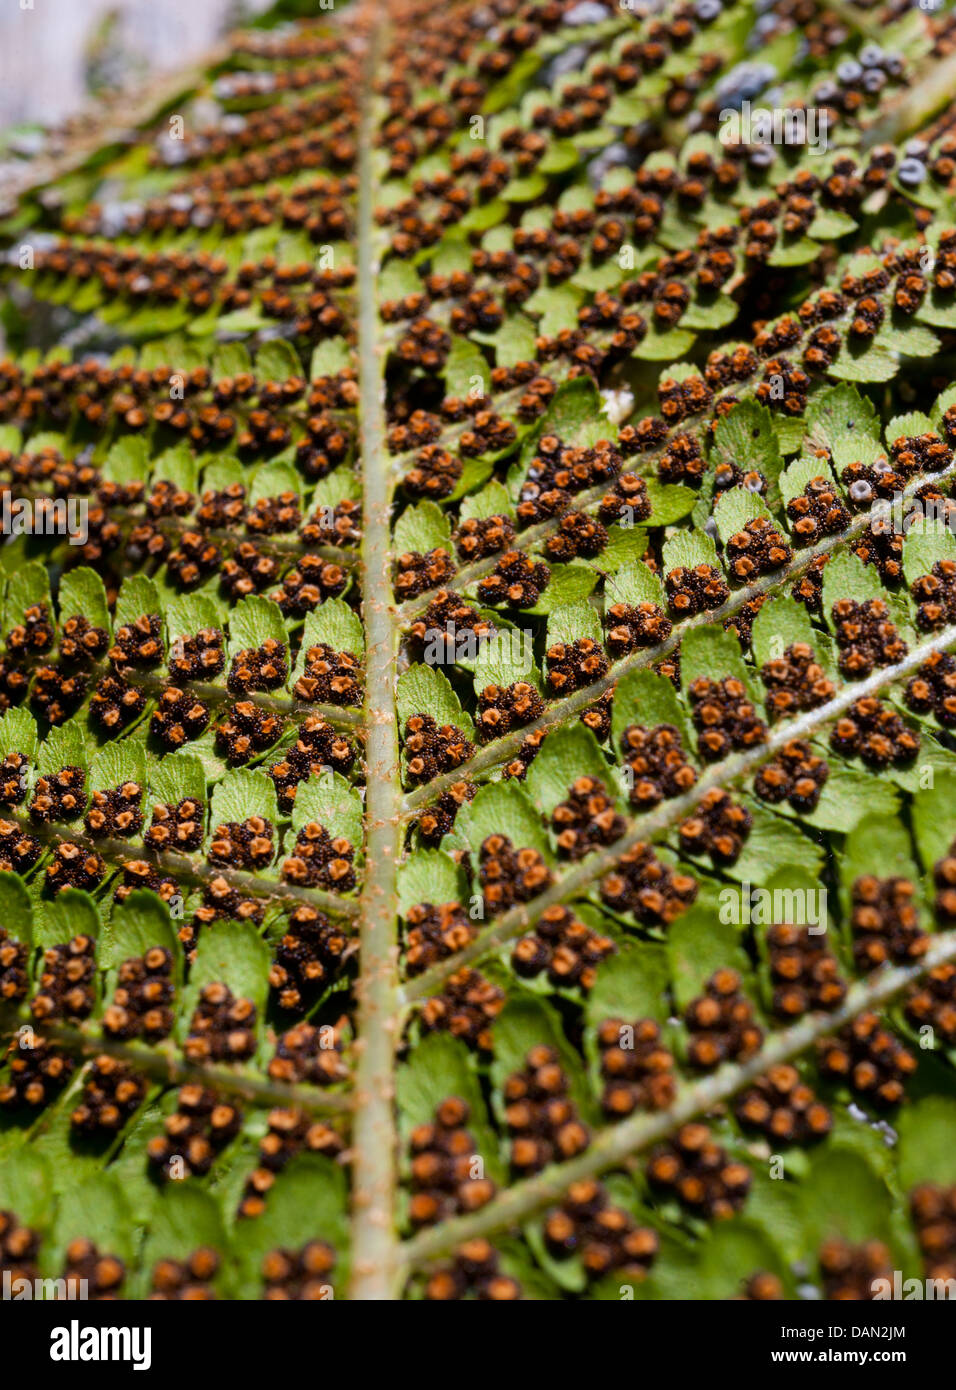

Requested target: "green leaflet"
[
  {"left": 98, "top": 891, "right": 181, "bottom": 973},
  {"left": 209, "top": 767, "right": 279, "bottom": 833},
  {"left": 396, "top": 663, "right": 474, "bottom": 737},
  {"left": 291, "top": 770, "right": 364, "bottom": 846},
  {"left": 457, "top": 780, "right": 552, "bottom": 860},
  {"left": 392, "top": 500, "right": 452, "bottom": 556},
  {"left": 397, "top": 850, "right": 469, "bottom": 917}
]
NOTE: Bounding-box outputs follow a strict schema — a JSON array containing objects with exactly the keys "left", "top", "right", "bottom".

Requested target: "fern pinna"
[{"left": 1, "top": 0, "right": 956, "bottom": 1308}]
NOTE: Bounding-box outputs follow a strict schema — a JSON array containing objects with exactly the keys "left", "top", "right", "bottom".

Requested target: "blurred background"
[{"left": 0, "top": 0, "right": 273, "bottom": 130}]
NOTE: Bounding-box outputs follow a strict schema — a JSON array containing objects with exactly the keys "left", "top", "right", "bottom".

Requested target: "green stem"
[
  {"left": 3, "top": 1021, "right": 352, "bottom": 1116},
  {"left": 12, "top": 813, "right": 360, "bottom": 920},
  {"left": 349, "top": 13, "right": 403, "bottom": 1302},
  {"left": 865, "top": 47, "right": 956, "bottom": 147},
  {"left": 127, "top": 668, "right": 363, "bottom": 727}
]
